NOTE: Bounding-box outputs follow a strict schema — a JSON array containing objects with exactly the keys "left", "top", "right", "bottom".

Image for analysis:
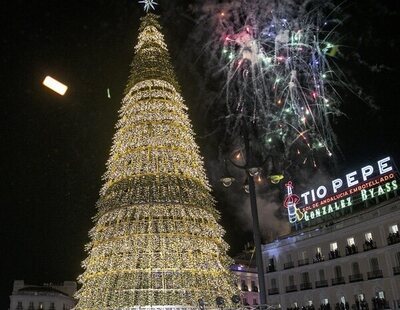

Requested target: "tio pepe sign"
[{"left": 284, "top": 156, "right": 398, "bottom": 223}]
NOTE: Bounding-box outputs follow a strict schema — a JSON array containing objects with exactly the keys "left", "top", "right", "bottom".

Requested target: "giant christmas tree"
[{"left": 74, "top": 13, "right": 237, "bottom": 310}]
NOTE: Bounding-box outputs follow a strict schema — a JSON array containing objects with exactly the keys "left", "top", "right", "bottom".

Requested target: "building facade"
[
  {"left": 263, "top": 196, "right": 400, "bottom": 310},
  {"left": 9, "top": 280, "right": 77, "bottom": 310},
  {"left": 231, "top": 251, "right": 260, "bottom": 307}
]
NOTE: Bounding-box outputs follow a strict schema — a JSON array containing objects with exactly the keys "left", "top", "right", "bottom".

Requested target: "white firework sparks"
[{"left": 192, "top": 0, "right": 345, "bottom": 172}]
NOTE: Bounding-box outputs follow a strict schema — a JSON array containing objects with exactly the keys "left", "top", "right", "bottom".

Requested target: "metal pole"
[{"left": 243, "top": 122, "right": 267, "bottom": 308}]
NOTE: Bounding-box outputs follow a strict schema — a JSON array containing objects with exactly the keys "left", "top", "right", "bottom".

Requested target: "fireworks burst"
[{"left": 192, "top": 0, "right": 346, "bottom": 172}]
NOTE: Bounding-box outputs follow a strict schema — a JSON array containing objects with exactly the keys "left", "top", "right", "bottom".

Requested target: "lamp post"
[{"left": 220, "top": 120, "right": 283, "bottom": 309}]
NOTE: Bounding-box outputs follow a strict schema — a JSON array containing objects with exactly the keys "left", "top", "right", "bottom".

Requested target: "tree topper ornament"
[{"left": 138, "top": 0, "right": 158, "bottom": 12}]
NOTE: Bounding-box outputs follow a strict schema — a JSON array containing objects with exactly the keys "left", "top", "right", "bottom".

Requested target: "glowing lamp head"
[
  {"left": 248, "top": 167, "right": 262, "bottom": 177},
  {"left": 220, "top": 176, "right": 235, "bottom": 187},
  {"left": 42, "top": 76, "right": 68, "bottom": 96},
  {"left": 270, "top": 174, "right": 284, "bottom": 184}
]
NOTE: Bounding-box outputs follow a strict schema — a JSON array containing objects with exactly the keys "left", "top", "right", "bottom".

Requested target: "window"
[
  {"left": 330, "top": 242, "right": 338, "bottom": 251},
  {"left": 39, "top": 302, "right": 43, "bottom": 309},
  {"left": 319, "top": 269, "right": 325, "bottom": 281},
  {"left": 316, "top": 247, "right": 322, "bottom": 253},
  {"left": 300, "top": 251, "right": 307, "bottom": 259},
  {"left": 370, "top": 258, "right": 380, "bottom": 271},
  {"left": 396, "top": 252, "right": 400, "bottom": 265},
  {"left": 308, "top": 301, "right": 313, "bottom": 306},
  {"left": 390, "top": 224, "right": 399, "bottom": 233},
  {"left": 334, "top": 265, "right": 342, "bottom": 278},
  {"left": 341, "top": 297, "right": 346, "bottom": 304},
  {"left": 271, "top": 278, "right": 277, "bottom": 288},
  {"left": 253, "top": 298, "right": 257, "bottom": 305},
  {"left": 322, "top": 299, "right": 329, "bottom": 305},
  {"left": 294, "top": 302, "right": 298, "bottom": 308},
  {"left": 357, "top": 294, "right": 365, "bottom": 301},
  {"left": 29, "top": 302, "right": 34, "bottom": 310},
  {"left": 301, "top": 272, "right": 310, "bottom": 283},
  {"left": 347, "top": 237, "right": 355, "bottom": 246},
  {"left": 365, "top": 232, "right": 373, "bottom": 241},
  {"left": 287, "top": 254, "right": 292, "bottom": 262},
  {"left": 288, "top": 275, "right": 295, "bottom": 286},
  {"left": 377, "top": 291, "right": 385, "bottom": 299},
  {"left": 352, "top": 262, "right": 360, "bottom": 274}
]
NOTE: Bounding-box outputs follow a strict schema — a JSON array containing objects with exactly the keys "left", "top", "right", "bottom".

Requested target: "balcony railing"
[
  {"left": 251, "top": 286, "right": 258, "bottom": 292},
  {"left": 363, "top": 240, "right": 377, "bottom": 251},
  {"left": 285, "top": 285, "right": 297, "bottom": 292},
  {"left": 345, "top": 245, "right": 358, "bottom": 256},
  {"left": 315, "top": 280, "right": 328, "bottom": 288},
  {"left": 349, "top": 273, "right": 364, "bottom": 282},
  {"left": 300, "top": 282, "right": 312, "bottom": 290},
  {"left": 331, "top": 276, "right": 345, "bottom": 285},
  {"left": 241, "top": 285, "right": 248, "bottom": 291},
  {"left": 387, "top": 232, "right": 400, "bottom": 245},
  {"left": 313, "top": 255, "right": 325, "bottom": 264},
  {"left": 284, "top": 261, "right": 294, "bottom": 269},
  {"left": 328, "top": 250, "right": 340, "bottom": 260},
  {"left": 298, "top": 258, "right": 309, "bottom": 266},
  {"left": 393, "top": 266, "right": 400, "bottom": 275},
  {"left": 266, "top": 265, "right": 276, "bottom": 273},
  {"left": 268, "top": 287, "right": 279, "bottom": 295},
  {"left": 367, "top": 269, "right": 383, "bottom": 279}
]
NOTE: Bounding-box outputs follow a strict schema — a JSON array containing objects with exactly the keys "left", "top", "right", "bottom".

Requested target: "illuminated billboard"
[{"left": 283, "top": 156, "right": 399, "bottom": 223}]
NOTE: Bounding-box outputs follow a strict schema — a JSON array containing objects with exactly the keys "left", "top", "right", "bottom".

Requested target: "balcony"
[
  {"left": 345, "top": 245, "right": 358, "bottom": 256},
  {"left": 363, "top": 240, "right": 377, "bottom": 251},
  {"left": 331, "top": 276, "right": 345, "bottom": 285},
  {"left": 387, "top": 232, "right": 400, "bottom": 245},
  {"left": 251, "top": 286, "right": 258, "bottom": 292},
  {"left": 284, "top": 261, "right": 294, "bottom": 269},
  {"left": 367, "top": 269, "right": 383, "bottom": 279},
  {"left": 393, "top": 266, "right": 400, "bottom": 275},
  {"left": 268, "top": 287, "right": 279, "bottom": 295},
  {"left": 328, "top": 250, "right": 341, "bottom": 260},
  {"left": 300, "top": 282, "right": 312, "bottom": 290},
  {"left": 313, "top": 254, "right": 324, "bottom": 264},
  {"left": 266, "top": 265, "right": 276, "bottom": 273},
  {"left": 241, "top": 284, "right": 248, "bottom": 291},
  {"left": 285, "top": 285, "right": 297, "bottom": 293},
  {"left": 349, "top": 273, "right": 364, "bottom": 282},
  {"left": 315, "top": 280, "right": 328, "bottom": 288},
  {"left": 298, "top": 258, "right": 309, "bottom": 266}
]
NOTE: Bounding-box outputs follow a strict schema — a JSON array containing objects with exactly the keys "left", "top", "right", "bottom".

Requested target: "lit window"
[
  {"left": 316, "top": 247, "right": 322, "bottom": 253},
  {"left": 294, "top": 302, "right": 298, "bottom": 307},
  {"left": 347, "top": 237, "right": 355, "bottom": 246},
  {"left": 300, "top": 251, "right": 307, "bottom": 259},
  {"left": 390, "top": 225, "right": 399, "bottom": 233},
  {"left": 365, "top": 232, "right": 373, "bottom": 241},
  {"left": 341, "top": 297, "right": 346, "bottom": 304},
  {"left": 330, "top": 242, "right": 338, "bottom": 251},
  {"left": 308, "top": 301, "right": 313, "bottom": 306},
  {"left": 358, "top": 294, "right": 365, "bottom": 301},
  {"left": 378, "top": 291, "right": 385, "bottom": 299},
  {"left": 322, "top": 299, "right": 329, "bottom": 305}
]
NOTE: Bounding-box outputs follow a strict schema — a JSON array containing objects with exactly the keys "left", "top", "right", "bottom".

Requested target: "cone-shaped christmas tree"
[{"left": 74, "top": 13, "right": 238, "bottom": 310}]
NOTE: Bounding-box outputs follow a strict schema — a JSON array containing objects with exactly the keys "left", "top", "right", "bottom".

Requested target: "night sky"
[{"left": 2, "top": 1, "right": 399, "bottom": 308}]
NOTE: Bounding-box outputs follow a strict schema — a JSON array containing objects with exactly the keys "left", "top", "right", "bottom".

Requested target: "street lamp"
[{"left": 220, "top": 121, "right": 283, "bottom": 309}]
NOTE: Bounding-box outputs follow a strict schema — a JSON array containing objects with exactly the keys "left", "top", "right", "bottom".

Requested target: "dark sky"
[{"left": 1, "top": 0, "right": 399, "bottom": 308}]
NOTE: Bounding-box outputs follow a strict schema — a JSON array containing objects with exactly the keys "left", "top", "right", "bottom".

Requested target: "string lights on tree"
[{"left": 74, "top": 13, "right": 237, "bottom": 310}]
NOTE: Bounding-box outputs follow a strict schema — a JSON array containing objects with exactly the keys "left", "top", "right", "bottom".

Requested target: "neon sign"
[{"left": 284, "top": 156, "right": 399, "bottom": 223}]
